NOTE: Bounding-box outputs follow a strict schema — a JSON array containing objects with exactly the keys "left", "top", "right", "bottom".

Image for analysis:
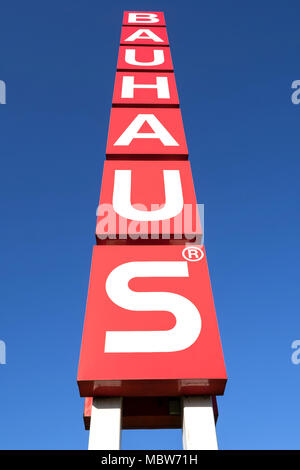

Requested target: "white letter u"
[
  {"left": 125, "top": 48, "right": 165, "bottom": 66},
  {"left": 113, "top": 169, "right": 183, "bottom": 221}
]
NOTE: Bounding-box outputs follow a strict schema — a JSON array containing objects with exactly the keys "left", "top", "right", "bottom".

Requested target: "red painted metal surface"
[
  {"left": 123, "top": 11, "right": 166, "bottom": 27},
  {"left": 112, "top": 72, "right": 179, "bottom": 107},
  {"left": 106, "top": 107, "right": 188, "bottom": 159},
  {"left": 120, "top": 26, "right": 169, "bottom": 46},
  {"left": 117, "top": 46, "right": 174, "bottom": 72},
  {"left": 77, "top": 245, "right": 227, "bottom": 397},
  {"left": 95, "top": 160, "right": 201, "bottom": 243}
]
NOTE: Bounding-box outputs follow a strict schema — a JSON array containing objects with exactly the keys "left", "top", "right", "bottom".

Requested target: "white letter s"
[{"left": 105, "top": 261, "right": 201, "bottom": 353}]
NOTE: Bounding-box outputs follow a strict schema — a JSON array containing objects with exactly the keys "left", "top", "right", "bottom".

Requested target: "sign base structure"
[
  {"left": 182, "top": 396, "right": 218, "bottom": 450},
  {"left": 88, "top": 397, "right": 122, "bottom": 450},
  {"left": 84, "top": 396, "right": 218, "bottom": 430},
  {"left": 86, "top": 396, "right": 219, "bottom": 450}
]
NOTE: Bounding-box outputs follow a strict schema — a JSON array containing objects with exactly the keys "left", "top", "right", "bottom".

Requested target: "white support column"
[
  {"left": 182, "top": 396, "right": 218, "bottom": 450},
  {"left": 88, "top": 397, "right": 122, "bottom": 450}
]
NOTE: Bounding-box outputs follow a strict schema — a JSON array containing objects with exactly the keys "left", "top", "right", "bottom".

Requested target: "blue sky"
[{"left": 0, "top": 0, "right": 300, "bottom": 449}]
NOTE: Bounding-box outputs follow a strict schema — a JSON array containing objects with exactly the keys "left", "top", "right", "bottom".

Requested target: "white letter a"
[{"left": 113, "top": 114, "right": 179, "bottom": 146}]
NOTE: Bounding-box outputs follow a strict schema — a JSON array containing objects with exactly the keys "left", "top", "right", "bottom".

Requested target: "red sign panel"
[
  {"left": 77, "top": 244, "right": 227, "bottom": 397},
  {"left": 106, "top": 108, "right": 188, "bottom": 159},
  {"left": 96, "top": 160, "right": 202, "bottom": 243},
  {"left": 120, "top": 26, "right": 169, "bottom": 46},
  {"left": 123, "top": 11, "right": 166, "bottom": 27},
  {"left": 112, "top": 72, "right": 179, "bottom": 107},
  {"left": 117, "top": 46, "right": 174, "bottom": 72}
]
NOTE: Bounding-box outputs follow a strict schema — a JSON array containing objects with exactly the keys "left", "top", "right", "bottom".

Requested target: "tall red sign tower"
[{"left": 77, "top": 11, "right": 227, "bottom": 450}]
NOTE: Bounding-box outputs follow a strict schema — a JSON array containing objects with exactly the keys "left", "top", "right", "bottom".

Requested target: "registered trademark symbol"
[{"left": 182, "top": 246, "right": 204, "bottom": 262}]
